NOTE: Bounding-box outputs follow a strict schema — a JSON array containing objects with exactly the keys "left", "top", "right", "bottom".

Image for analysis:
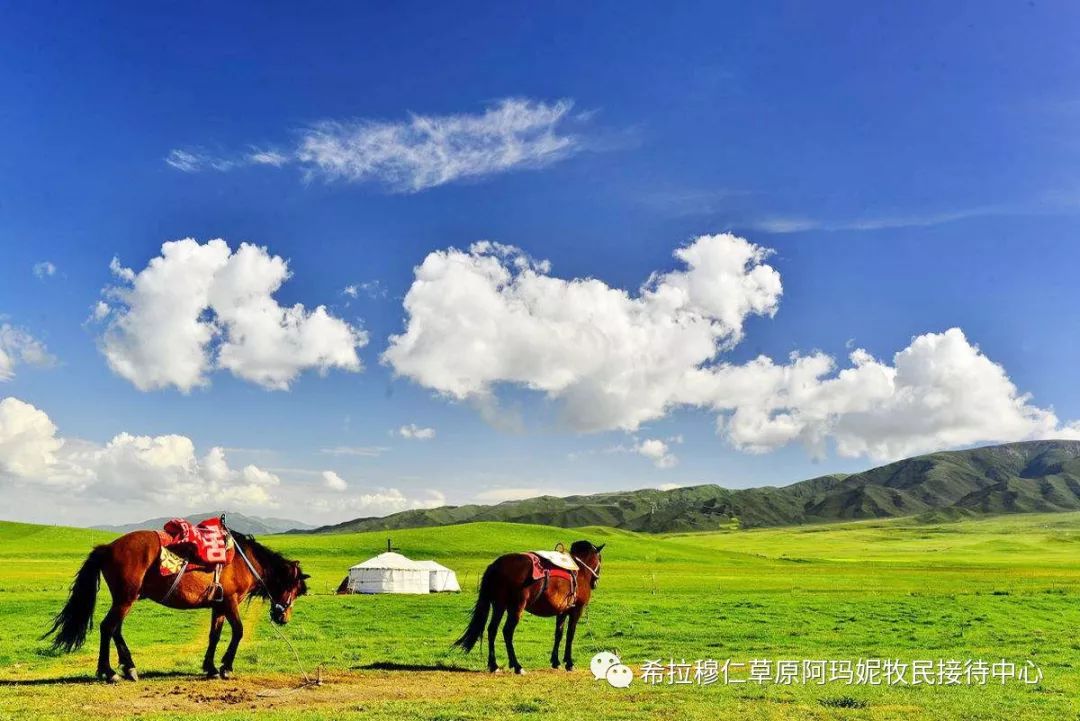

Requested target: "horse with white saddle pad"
[{"left": 453, "top": 540, "right": 604, "bottom": 674}]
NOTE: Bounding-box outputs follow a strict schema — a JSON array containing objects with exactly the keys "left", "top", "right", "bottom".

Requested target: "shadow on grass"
[
  {"left": 355, "top": 661, "right": 479, "bottom": 673},
  {"left": 0, "top": 670, "right": 197, "bottom": 686}
]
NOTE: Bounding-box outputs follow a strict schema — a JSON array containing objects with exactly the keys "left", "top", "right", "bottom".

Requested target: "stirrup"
[
  {"left": 207, "top": 583, "right": 225, "bottom": 602},
  {"left": 206, "top": 563, "right": 225, "bottom": 602}
]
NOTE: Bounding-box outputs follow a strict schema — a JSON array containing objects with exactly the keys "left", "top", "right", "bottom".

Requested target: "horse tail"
[
  {"left": 453, "top": 561, "right": 497, "bottom": 652},
  {"left": 43, "top": 545, "right": 108, "bottom": 652}
]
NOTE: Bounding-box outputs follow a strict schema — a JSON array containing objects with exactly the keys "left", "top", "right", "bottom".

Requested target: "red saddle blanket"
[
  {"left": 525, "top": 552, "right": 575, "bottom": 584},
  {"left": 156, "top": 517, "right": 235, "bottom": 567}
]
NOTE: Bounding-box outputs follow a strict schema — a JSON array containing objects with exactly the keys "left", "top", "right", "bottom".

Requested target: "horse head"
[
  {"left": 570, "top": 540, "right": 605, "bottom": 589},
  {"left": 234, "top": 533, "right": 310, "bottom": 625},
  {"left": 268, "top": 560, "right": 310, "bottom": 625}
]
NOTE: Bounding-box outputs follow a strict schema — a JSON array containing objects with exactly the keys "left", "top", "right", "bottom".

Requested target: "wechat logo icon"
[{"left": 591, "top": 651, "right": 633, "bottom": 688}]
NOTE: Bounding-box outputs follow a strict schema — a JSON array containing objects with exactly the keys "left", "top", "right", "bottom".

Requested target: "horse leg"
[
  {"left": 550, "top": 613, "right": 567, "bottom": 669},
  {"left": 113, "top": 612, "right": 138, "bottom": 681},
  {"left": 98, "top": 533, "right": 155, "bottom": 683},
  {"left": 562, "top": 606, "right": 583, "bottom": 671},
  {"left": 502, "top": 602, "right": 526, "bottom": 675},
  {"left": 218, "top": 598, "right": 244, "bottom": 679},
  {"left": 486, "top": 604, "right": 504, "bottom": 673},
  {"left": 97, "top": 603, "right": 126, "bottom": 682},
  {"left": 202, "top": 607, "right": 226, "bottom": 678}
]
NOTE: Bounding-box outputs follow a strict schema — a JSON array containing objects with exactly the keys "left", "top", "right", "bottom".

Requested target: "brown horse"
[
  {"left": 43, "top": 529, "right": 308, "bottom": 682},
  {"left": 454, "top": 540, "right": 604, "bottom": 674}
]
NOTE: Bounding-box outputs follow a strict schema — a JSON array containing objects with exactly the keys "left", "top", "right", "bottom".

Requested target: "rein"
[
  {"left": 231, "top": 534, "right": 293, "bottom": 618},
  {"left": 572, "top": 555, "right": 601, "bottom": 581},
  {"left": 228, "top": 530, "right": 316, "bottom": 689},
  {"left": 232, "top": 537, "right": 267, "bottom": 591}
]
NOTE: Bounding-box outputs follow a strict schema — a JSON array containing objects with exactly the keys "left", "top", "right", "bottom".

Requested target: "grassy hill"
[
  {"left": 301, "top": 440, "right": 1080, "bottom": 534},
  {"left": 3, "top": 514, "right": 1080, "bottom": 720}
]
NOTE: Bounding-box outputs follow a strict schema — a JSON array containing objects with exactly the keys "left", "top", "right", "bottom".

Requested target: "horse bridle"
[
  {"left": 572, "top": 555, "right": 602, "bottom": 587},
  {"left": 231, "top": 533, "right": 294, "bottom": 620}
]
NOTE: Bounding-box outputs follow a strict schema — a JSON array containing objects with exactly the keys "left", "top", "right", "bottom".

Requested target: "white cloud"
[
  {"left": 322, "top": 470, "right": 347, "bottom": 492},
  {"left": 33, "top": 261, "right": 57, "bottom": 279},
  {"left": 398, "top": 423, "right": 436, "bottom": 440},
  {"left": 474, "top": 487, "right": 569, "bottom": 503},
  {"left": 247, "top": 149, "right": 288, "bottom": 167},
  {"left": 263, "top": 466, "right": 324, "bottom": 477},
  {"left": 0, "top": 324, "right": 56, "bottom": 381},
  {"left": 385, "top": 233, "right": 1080, "bottom": 462},
  {"left": 635, "top": 438, "right": 678, "bottom": 469},
  {"left": 164, "top": 149, "right": 201, "bottom": 172},
  {"left": 166, "top": 98, "right": 583, "bottom": 193},
  {"left": 0, "top": 396, "right": 281, "bottom": 507},
  {"left": 89, "top": 301, "right": 110, "bottom": 323},
  {"left": 0, "top": 397, "right": 63, "bottom": 477},
  {"left": 108, "top": 256, "right": 134, "bottom": 282},
  {"left": 342, "top": 281, "right": 387, "bottom": 300},
  {"left": 0, "top": 399, "right": 457, "bottom": 525},
  {"left": 598, "top": 437, "right": 679, "bottom": 468},
  {"left": 312, "top": 487, "right": 446, "bottom": 516},
  {"left": 751, "top": 205, "right": 1012, "bottom": 234},
  {"left": 383, "top": 233, "right": 782, "bottom": 432},
  {"left": 164, "top": 149, "right": 236, "bottom": 173},
  {"left": 296, "top": 99, "right": 579, "bottom": 192},
  {"left": 98, "top": 238, "right": 367, "bottom": 392},
  {"left": 319, "top": 446, "right": 388, "bottom": 457},
  {"left": 701, "top": 328, "right": 1080, "bottom": 461}
]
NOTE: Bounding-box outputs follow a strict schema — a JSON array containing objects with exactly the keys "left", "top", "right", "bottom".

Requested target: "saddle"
[
  {"left": 531, "top": 550, "right": 578, "bottom": 571},
  {"left": 156, "top": 516, "right": 235, "bottom": 602},
  {"left": 525, "top": 550, "right": 579, "bottom": 609}
]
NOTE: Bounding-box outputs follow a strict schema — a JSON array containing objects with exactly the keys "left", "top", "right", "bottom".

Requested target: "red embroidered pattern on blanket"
[{"left": 156, "top": 517, "right": 235, "bottom": 568}]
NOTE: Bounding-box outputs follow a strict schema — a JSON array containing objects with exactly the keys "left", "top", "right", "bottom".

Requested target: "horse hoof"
[
  {"left": 514, "top": 668, "right": 526, "bottom": 675},
  {"left": 204, "top": 669, "right": 220, "bottom": 679},
  {"left": 551, "top": 661, "right": 560, "bottom": 669},
  {"left": 565, "top": 665, "right": 574, "bottom": 672},
  {"left": 219, "top": 668, "right": 232, "bottom": 680},
  {"left": 489, "top": 667, "right": 501, "bottom": 674},
  {"left": 99, "top": 672, "right": 120, "bottom": 684},
  {"left": 122, "top": 667, "right": 138, "bottom": 682}
]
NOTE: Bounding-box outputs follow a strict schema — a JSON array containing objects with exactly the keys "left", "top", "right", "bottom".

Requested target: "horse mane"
[
  {"left": 570, "top": 540, "right": 601, "bottom": 556},
  {"left": 231, "top": 532, "right": 297, "bottom": 599}
]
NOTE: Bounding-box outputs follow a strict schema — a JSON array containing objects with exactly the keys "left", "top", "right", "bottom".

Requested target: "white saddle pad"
[{"left": 532, "top": 550, "right": 579, "bottom": 571}]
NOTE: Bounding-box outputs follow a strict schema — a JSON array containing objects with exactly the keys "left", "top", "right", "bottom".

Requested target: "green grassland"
[{"left": 1, "top": 514, "right": 1079, "bottom": 720}]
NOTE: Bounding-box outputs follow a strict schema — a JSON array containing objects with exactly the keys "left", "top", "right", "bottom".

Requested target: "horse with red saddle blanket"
[
  {"left": 43, "top": 516, "right": 309, "bottom": 682},
  {"left": 454, "top": 540, "right": 604, "bottom": 674}
]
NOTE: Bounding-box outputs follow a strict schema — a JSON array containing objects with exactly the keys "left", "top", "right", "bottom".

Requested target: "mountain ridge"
[
  {"left": 296, "top": 440, "right": 1080, "bottom": 534},
  {"left": 94, "top": 510, "right": 315, "bottom": 536}
]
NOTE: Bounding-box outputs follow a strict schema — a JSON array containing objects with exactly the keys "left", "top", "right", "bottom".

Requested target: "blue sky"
[{"left": 2, "top": 3, "right": 1080, "bottom": 526}]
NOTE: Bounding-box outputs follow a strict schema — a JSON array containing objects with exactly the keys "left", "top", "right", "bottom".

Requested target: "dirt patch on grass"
[{"left": 0, "top": 668, "right": 593, "bottom": 719}]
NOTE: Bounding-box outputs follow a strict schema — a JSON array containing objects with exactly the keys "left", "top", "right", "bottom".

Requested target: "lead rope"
[
  {"left": 580, "top": 600, "right": 605, "bottom": 656},
  {"left": 230, "top": 532, "right": 321, "bottom": 693},
  {"left": 568, "top": 555, "right": 605, "bottom": 656}
]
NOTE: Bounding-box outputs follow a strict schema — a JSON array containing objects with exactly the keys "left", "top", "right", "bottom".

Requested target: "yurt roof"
[
  {"left": 415, "top": 560, "right": 453, "bottom": 571},
  {"left": 350, "top": 552, "right": 421, "bottom": 570}
]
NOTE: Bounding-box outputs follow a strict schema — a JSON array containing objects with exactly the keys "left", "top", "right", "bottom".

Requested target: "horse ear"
[
  {"left": 300, "top": 573, "right": 311, "bottom": 581},
  {"left": 595, "top": 543, "right": 606, "bottom": 553}
]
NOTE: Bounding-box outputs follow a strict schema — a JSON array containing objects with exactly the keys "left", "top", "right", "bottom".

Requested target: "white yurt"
[
  {"left": 416, "top": 560, "right": 461, "bottom": 592},
  {"left": 346, "top": 552, "right": 430, "bottom": 594}
]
